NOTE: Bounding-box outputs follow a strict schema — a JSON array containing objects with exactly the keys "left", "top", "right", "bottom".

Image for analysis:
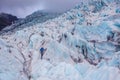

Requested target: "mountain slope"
[
  {"left": 0, "top": 13, "right": 18, "bottom": 31},
  {"left": 0, "top": 0, "right": 120, "bottom": 80},
  {"left": 1, "top": 11, "right": 60, "bottom": 34}
]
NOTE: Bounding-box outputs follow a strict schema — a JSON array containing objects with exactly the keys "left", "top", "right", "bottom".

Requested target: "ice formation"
[{"left": 0, "top": 0, "right": 120, "bottom": 80}]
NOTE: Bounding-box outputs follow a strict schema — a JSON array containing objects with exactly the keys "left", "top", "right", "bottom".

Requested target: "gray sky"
[{"left": 0, "top": 0, "right": 83, "bottom": 18}]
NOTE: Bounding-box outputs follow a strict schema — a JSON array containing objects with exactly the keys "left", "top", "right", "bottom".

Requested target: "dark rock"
[{"left": 0, "top": 13, "right": 18, "bottom": 30}]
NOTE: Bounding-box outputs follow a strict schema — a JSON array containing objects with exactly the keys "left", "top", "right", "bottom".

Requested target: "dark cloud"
[{"left": 0, "top": 0, "right": 83, "bottom": 18}]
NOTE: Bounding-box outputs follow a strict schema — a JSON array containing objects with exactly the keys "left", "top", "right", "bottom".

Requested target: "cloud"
[{"left": 0, "top": 0, "right": 82, "bottom": 18}]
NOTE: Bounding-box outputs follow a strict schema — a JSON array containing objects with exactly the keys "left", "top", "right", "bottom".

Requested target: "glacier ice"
[{"left": 0, "top": 0, "right": 120, "bottom": 80}]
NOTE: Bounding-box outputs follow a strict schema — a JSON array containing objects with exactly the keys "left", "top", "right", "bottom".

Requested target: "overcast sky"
[{"left": 0, "top": 0, "right": 83, "bottom": 18}]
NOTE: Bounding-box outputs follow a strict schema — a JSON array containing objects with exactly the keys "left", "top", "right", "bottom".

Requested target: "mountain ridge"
[{"left": 0, "top": 10, "right": 61, "bottom": 34}]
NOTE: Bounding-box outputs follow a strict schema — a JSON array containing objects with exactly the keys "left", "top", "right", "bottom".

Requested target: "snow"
[{"left": 0, "top": 0, "right": 120, "bottom": 80}]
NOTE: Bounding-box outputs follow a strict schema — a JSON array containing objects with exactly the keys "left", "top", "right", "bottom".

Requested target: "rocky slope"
[
  {"left": 0, "top": 13, "right": 18, "bottom": 31},
  {"left": 0, "top": 0, "right": 120, "bottom": 80}
]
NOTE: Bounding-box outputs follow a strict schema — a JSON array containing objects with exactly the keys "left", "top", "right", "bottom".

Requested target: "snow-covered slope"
[{"left": 0, "top": 0, "right": 120, "bottom": 80}]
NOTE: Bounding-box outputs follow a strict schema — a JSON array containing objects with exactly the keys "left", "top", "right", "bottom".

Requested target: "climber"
[{"left": 40, "top": 47, "right": 47, "bottom": 59}]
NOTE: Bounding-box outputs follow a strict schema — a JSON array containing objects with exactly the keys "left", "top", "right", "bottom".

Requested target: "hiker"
[{"left": 40, "top": 47, "right": 47, "bottom": 59}]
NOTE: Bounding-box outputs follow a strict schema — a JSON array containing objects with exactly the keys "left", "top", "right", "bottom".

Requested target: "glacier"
[{"left": 0, "top": 0, "right": 120, "bottom": 80}]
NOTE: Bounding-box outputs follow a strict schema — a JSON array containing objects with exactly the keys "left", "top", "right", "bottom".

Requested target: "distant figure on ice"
[{"left": 40, "top": 47, "right": 47, "bottom": 59}]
